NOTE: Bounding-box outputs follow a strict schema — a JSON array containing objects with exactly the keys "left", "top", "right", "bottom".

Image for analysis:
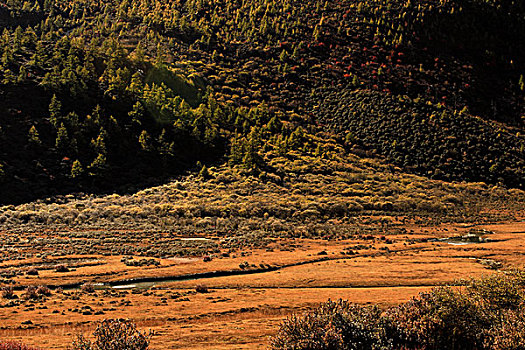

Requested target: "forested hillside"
[{"left": 0, "top": 0, "right": 524, "bottom": 204}]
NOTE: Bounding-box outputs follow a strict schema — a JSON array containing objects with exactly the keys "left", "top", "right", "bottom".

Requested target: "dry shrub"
[
  {"left": 22, "top": 286, "right": 39, "bottom": 300},
  {"left": 71, "top": 319, "right": 151, "bottom": 350},
  {"left": 195, "top": 285, "right": 209, "bottom": 293},
  {"left": 485, "top": 308, "right": 525, "bottom": 350},
  {"left": 0, "top": 341, "right": 43, "bottom": 350},
  {"left": 465, "top": 271, "right": 525, "bottom": 310},
  {"left": 385, "top": 287, "right": 490, "bottom": 350},
  {"left": 271, "top": 300, "right": 386, "bottom": 350},
  {"left": 271, "top": 271, "right": 525, "bottom": 350},
  {"left": 20, "top": 285, "right": 51, "bottom": 300},
  {"left": 1, "top": 285, "right": 15, "bottom": 299},
  {"left": 36, "top": 285, "right": 52, "bottom": 297},
  {"left": 26, "top": 268, "right": 39, "bottom": 276},
  {"left": 81, "top": 283, "right": 95, "bottom": 293},
  {"left": 55, "top": 264, "right": 69, "bottom": 272}
]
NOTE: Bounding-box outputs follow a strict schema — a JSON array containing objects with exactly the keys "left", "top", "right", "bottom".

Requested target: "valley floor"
[{"left": 1, "top": 221, "right": 524, "bottom": 349}]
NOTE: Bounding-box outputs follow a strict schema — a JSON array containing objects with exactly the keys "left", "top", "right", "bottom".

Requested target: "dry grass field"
[
  {"left": 0, "top": 155, "right": 524, "bottom": 349},
  {"left": 0, "top": 0, "right": 524, "bottom": 348},
  {"left": 1, "top": 220, "right": 524, "bottom": 349}
]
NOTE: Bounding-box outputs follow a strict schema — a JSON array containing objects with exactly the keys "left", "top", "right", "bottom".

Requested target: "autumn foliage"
[{"left": 271, "top": 270, "right": 525, "bottom": 350}]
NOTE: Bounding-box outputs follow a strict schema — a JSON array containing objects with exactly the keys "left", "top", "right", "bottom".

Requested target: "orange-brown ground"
[{"left": 1, "top": 221, "right": 524, "bottom": 349}]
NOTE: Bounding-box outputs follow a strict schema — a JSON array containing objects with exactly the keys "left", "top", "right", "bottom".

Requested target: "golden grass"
[
  {"left": 0, "top": 286, "right": 432, "bottom": 349},
  {"left": 0, "top": 152, "right": 523, "bottom": 349},
  {"left": 1, "top": 222, "right": 524, "bottom": 349}
]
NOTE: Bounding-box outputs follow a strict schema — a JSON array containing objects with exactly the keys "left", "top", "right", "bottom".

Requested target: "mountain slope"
[{"left": 0, "top": 0, "right": 524, "bottom": 204}]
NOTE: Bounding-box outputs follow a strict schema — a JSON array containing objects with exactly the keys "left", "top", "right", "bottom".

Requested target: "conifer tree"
[
  {"left": 28, "top": 125, "right": 42, "bottom": 145},
  {"left": 49, "top": 94, "right": 62, "bottom": 129},
  {"left": 71, "top": 160, "right": 84, "bottom": 178},
  {"left": 55, "top": 123, "right": 69, "bottom": 151},
  {"left": 139, "top": 130, "right": 152, "bottom": 151},
  {"left": 89, "top": 153, "right": 107, "bottom": 175}
]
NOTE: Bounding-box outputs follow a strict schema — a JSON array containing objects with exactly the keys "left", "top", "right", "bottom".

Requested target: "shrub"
[
  {"left": 1, "top": 286, "right": 15, "bottom": 299},
  {"left": 0, "top": 341, "right": 42, "bottom": 350},
  {"left": 22, "top": 286, "right": 39, "bottom": 300},
  {"left": 81, "top": 283, "right": 95, "bottom": 293},
  {"left": 271, "top": 271, "right": 525, "bottom": 350},
  {"left": 55, "top": 264, "right": 69, "bottom": 272},
  {"left": 36, "top": 286, "right": 52, "bottom": 297},
  {"left": 271, "top": 313, "right": 345, "bottom": 350},
  {"left": 71, "top": 319, "right": 151, "bottom": 350},
  {"left": 466, "top": 271, "right": 525, "bottom": 310},
  {"left": 385, "top": 287, "right": 491, "bottom": 350},
  {"left": 195, "top": 285, "right": 209, "bottom": 293},
  {"left": 484, "top": 308, "right": 525, "bottom": 350},
  {"left": 271, "top": 300, "right": 387, "bottom": 350}
]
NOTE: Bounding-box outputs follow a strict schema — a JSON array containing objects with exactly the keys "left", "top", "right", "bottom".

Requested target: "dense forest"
[{"left": 0, "top": 0, "right": 524, "bottom": 203}]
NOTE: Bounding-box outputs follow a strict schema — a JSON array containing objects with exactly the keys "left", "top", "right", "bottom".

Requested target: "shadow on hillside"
[
  {"left": 410, "top": 0, "right": 525, "bottom": 125},
  {"left": 0, "top": 84, "right": 224, "bottom": 205}
]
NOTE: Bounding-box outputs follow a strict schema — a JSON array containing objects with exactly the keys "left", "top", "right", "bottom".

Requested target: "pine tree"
[
  {"left": 89, "top": 153, "right": 107, "bottom": 175},
  {"left": 28, "top": 125, "right": 42, "bottom": 145},
  {"left": 92, "top": 129, "right": 108, "bottom": 155},
  {"left": 127, "top": 72, "right": 143, "bottom": 94},
  {"left": 55, "top": 123, "right": 69, "bottom": 151},
  {"left": 276, "top": 134, "right": 287, "bottom": 155},
  {"left": 199, "top": 164, "right": 211, "bottom": 179},
  {"left": 139, "top": 130, "right": 152, "bottom": 151},
  {"left": 157, "top": 129, "right": 170, "bottom": 155},
  {"left": 287, "top": 126, "right": 304, "bottom": 150},
  {"left": 71, "top": 160, "right": 84, "bottom": 178},
  {"left": 129, "top": 102, "right": 145, "bottom": 127},
  {"left": 49, "top": 94, "right": 62, "bottom": 128},
  {"left": 229, "top": 135, "right": 243, "bottom": 165},
  {"left": 242, "top": 127, "right": 262, "bottom": 169}
]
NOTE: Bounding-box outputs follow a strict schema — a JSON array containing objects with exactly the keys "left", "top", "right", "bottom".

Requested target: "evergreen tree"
[
  {"left": 229, "top": 135, "right": 243, "bottom": 165},
  {"left": 55, "top": 123, "right": 69, "bottom": 151},
  {"left": 89, "top": 153, "right": 107, "bottom": 175},
  {"left": 71, "top": 159, "right": 84, "bottom": 178},
  {"left": 139, "top": 130, "right": 152, "bottom": 151},
  {"left": 199, "top": 164, "right": 211, "bottom": 179},
  {"left": 28, "top": 125, "right": 42, "bottom": 145},
  {"left": 49, "top": 94, "right": 62, "bottom": 128},
  {"left": 242, "top": 127, "right": 262, "bottom": 169}
]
